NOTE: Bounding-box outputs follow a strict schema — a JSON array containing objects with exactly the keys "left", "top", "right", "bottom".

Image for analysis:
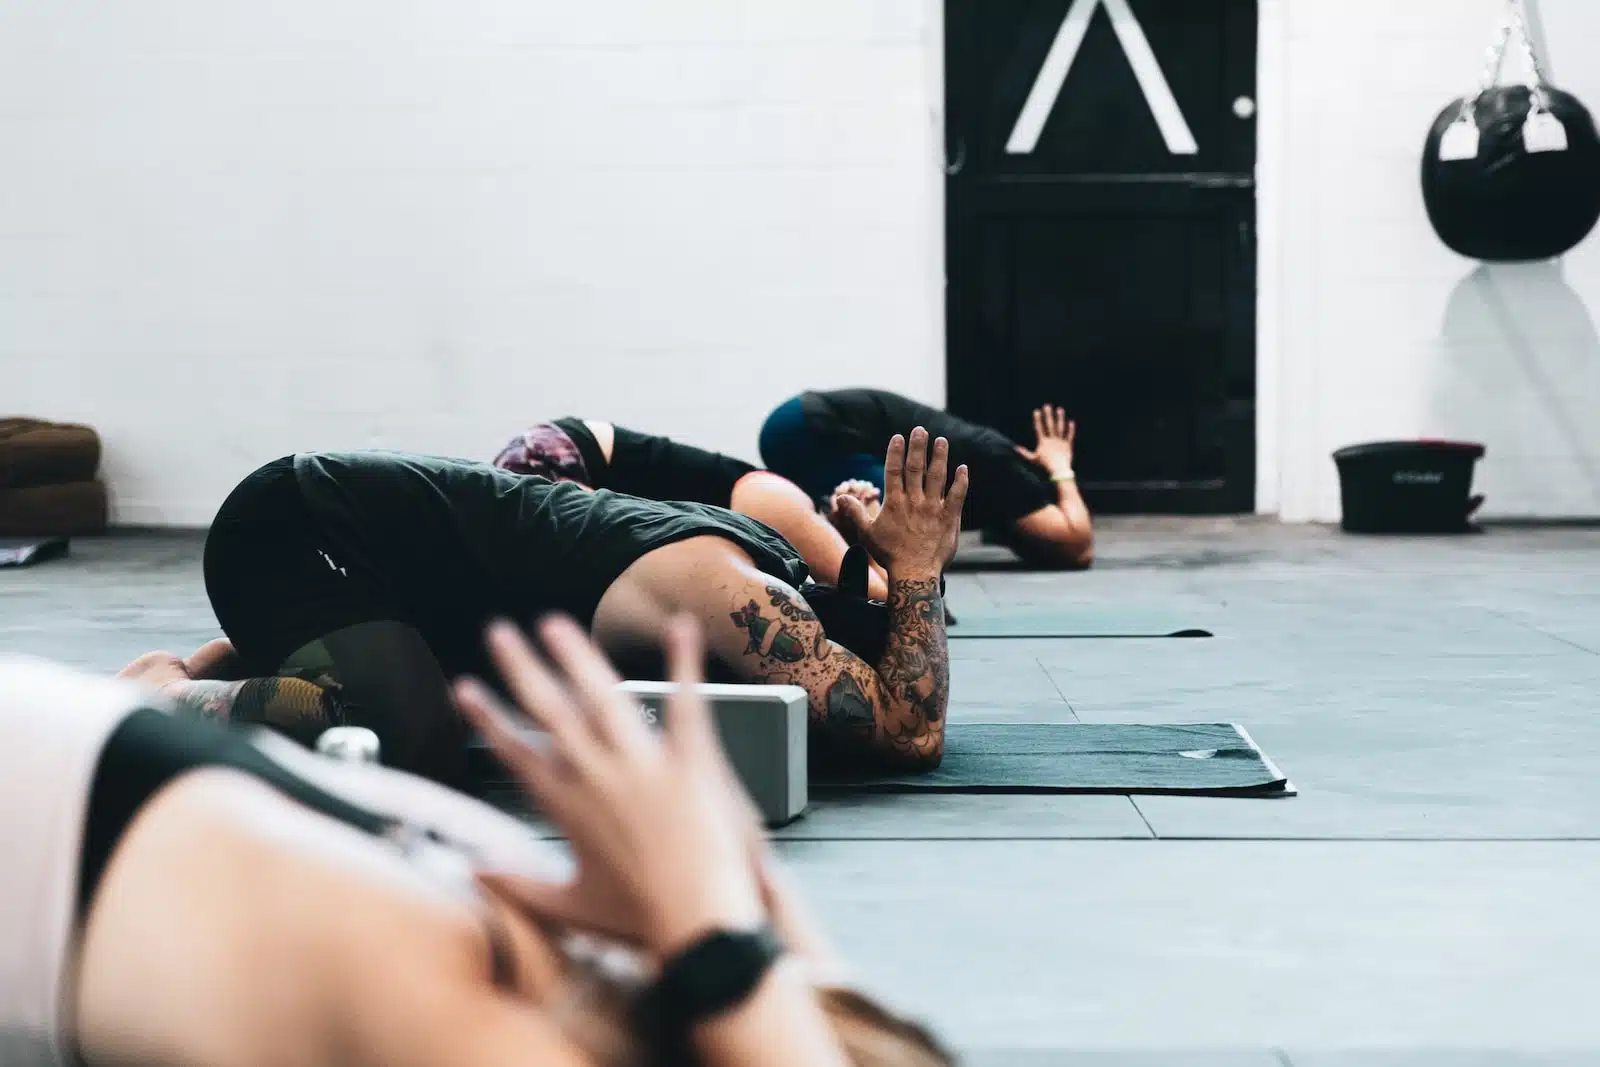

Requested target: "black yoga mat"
[
  {"left": 0, "top": 537, "right": 68, "bottom": 568},
  {"left": 813, "top": 723, "right": 1292, "bottom": 797},
  {"left": 946, "top": 606, "right": 1212, "bottom": 639}
]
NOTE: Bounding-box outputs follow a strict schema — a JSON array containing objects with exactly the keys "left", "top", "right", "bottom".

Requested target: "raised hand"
[
  {"left": 834, "top": 428, "right": 968, "bottom": 576},
  {"left": 1014, "top": 405, "right": 1076, "bottom": 478},
  {"left": 458, "top": 615, "right": 765, "bottom": 957}
]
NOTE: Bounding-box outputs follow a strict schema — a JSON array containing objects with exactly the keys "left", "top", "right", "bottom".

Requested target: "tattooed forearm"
[
  {"left": 876, "top": 576, "right": 949, "bottom": 733},
  {"left": 164, "top": 674, "right": 348, "bottom": 745},
  {"left": 164, "top": 679, "right": 245, "bottom": 722}
]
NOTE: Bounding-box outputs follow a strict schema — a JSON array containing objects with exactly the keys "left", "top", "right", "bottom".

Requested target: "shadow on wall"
[{"left": 1430, "top": 260, "right": 1600, "bottom": 515}]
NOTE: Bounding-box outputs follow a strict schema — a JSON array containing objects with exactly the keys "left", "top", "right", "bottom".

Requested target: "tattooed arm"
[
  {"left": 709, "top": 428, "right": 962, "bottom": 769},
  {"left": 160, "top": 675, "right": 347, "bottom": 746},
  {"left": 711, "top": 569, "right": 949, "bottom": 770}
]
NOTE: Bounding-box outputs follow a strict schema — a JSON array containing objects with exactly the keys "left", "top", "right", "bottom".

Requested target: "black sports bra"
[{"left": 77, "top": 708, "right": 518, "bottom": 987}]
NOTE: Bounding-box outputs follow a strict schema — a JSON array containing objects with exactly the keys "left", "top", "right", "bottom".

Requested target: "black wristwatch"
[{"left": 632, "top": 924, "right": 786, "bottom": 1053}]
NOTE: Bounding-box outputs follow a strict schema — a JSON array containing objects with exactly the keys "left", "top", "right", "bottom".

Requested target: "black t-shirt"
[
  {"left": 292, "top": 451, "right": 805, "bottom": 675},
  {"left": 799, "top": 389, "right": 1055, "bottom": 530},
  {"left": 554, "top": 417, "right": 758, "bottom": 509}
]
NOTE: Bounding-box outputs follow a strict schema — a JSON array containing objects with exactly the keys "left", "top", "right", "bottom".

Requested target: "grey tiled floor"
[{"left": 5, "top": 519, "right": 1599, "bottom": 1064}]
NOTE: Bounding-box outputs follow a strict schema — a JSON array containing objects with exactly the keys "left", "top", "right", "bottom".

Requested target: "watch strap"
[{"left": 633, "top": 924, "right": 786, "bottom": 1052}]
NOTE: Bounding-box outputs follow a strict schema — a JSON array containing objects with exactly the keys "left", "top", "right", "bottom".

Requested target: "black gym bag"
[{"left": 1421, "top": 0, "right": 1600, "bottom": 263}]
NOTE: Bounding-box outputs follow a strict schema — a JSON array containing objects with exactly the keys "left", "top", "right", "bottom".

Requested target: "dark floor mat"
[
  {"left": 813, "top": 723, "right": 1292, "bottom": 797},
  {"left": 947, "top": 606, "right": 1212, "bottom": 639},
  {"left": 946, "top": 543, "right": 1029, "bottom": 570},
  {"left": 0, "top": 536, "right": 68, "bottom": 567}
]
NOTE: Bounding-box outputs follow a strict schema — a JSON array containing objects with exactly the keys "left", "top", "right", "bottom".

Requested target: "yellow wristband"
[{"left": 1051, "top": 471, "right": 1076, "bottom": 484}]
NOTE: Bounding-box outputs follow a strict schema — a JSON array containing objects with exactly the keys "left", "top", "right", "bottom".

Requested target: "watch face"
[
  {"left": 659, "top": 926, "right": 786, "bottom": 1022},
  {"left": 686, "top": 932, "right": 771, "bottom": 1001}
]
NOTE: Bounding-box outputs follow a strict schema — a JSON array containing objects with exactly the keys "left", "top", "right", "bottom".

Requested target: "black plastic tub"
[{"left": 1333, "top": 440, "right": 1485, "bottom": 534}]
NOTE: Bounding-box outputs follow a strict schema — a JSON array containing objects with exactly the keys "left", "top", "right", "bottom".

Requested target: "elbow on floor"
[
  {"left": 896, "top": 730, "right": 945, "bottom": 773},
  {"left": 1011, "top": 536, "right": 1094, "bottom": 571}
]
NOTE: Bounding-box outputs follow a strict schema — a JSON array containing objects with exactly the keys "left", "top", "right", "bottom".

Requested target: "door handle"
[{"left": 945, "top": 136, "right": 967, "bottom": 176}]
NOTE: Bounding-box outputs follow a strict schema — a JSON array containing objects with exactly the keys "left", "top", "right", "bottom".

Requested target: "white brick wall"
[
  {"left": 1263, "top": 0, "right": 1600, "bottom": 521},
  {"left": 0, "top": 0, "right": 944, "bottom": 525},
  {"left": 11, "top": 0, "right": 1600, "bottom": 526}
]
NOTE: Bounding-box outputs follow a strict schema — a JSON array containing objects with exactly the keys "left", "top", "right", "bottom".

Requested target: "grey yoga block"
[{"left": 618, "top": 680, "right": 809, "bottom": 827}]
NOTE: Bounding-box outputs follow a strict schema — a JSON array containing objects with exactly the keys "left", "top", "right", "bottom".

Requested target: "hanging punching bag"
[{"left": 1421, "top": 0, "right": 1600, "bottom": 262}]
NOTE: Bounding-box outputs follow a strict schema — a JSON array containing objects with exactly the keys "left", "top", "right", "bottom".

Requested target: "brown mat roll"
[
  {"left": 0, "top": 480, "right": 108, "bottom": 537},
  {"left": 0, "top": 418, "right": 102, "bottom": 489}
]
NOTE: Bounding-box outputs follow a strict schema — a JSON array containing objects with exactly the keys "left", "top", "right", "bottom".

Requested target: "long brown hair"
[
  {"left": 817, "top": 985, "right": 956, "bottom": 1067},
  {"left": 550, "top": 947, "right": 955, "bottom": 1067}
]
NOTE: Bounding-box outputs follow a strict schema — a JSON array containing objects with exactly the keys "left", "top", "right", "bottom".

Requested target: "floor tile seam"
[
  {"left": 1479, "top": 605, "right": 1600, "bottom": 657},
  {"left": 1037, "top": 654, "right": 1085, "bottom": 725},
  {"left": 1128, "top": 797, "right": 1158, "bottom": 838}
]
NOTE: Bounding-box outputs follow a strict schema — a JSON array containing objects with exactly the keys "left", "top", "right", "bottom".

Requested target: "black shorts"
[{"left": 204, "top": 457, "right": 397, "bottom": 674}]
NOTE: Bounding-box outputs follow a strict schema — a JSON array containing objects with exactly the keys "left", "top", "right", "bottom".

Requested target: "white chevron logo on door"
[{"left": 1006, "top": 0, "right": 1198, "bottom": 156}]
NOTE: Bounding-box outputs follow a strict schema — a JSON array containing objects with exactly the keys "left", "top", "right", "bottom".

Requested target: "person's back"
[
  {"left": 765, "top": 390, "right": 1054, "bottom": 532},
  {"left": 494, "top": 418, "right": 759, "bottom": 509},
  {"left": 492, "top": 421, "right": 890, "bottom": 599},
  {"left": 760, "top": 390, "right": 1094, "bottom": 568},
  {"left": 559, "top": 417, "right": 759, "bottom": 508},
  {"left": 208, "top": 448, "right": 801, "bottom": 687},
  {"left": 293, "top": 451, "right": 804, "bottom": 652}
]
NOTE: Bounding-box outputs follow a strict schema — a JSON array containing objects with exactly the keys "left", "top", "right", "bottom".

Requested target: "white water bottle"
[{"left": 316, "top": 726, "right": 382, "bottom": 764}]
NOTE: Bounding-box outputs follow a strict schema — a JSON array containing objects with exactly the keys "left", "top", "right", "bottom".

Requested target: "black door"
[{"left": 946, "top": 0, "right": 1257, "bottom": 514}]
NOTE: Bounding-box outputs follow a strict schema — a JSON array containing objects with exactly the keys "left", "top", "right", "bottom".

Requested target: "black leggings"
[{"left": 203, "top": 459, "right": 465, "bottom": 784}]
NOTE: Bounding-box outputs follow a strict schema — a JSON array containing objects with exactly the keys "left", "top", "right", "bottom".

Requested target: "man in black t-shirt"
[
  {"left": 125, "top": 434, "right": 966, "bottom": 787},
  {"left": 760, "top": 389, "right": 1094, "bottom": 569},
  {"left": 493, "top": 417, "right": 890, "bottom": 599}
]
